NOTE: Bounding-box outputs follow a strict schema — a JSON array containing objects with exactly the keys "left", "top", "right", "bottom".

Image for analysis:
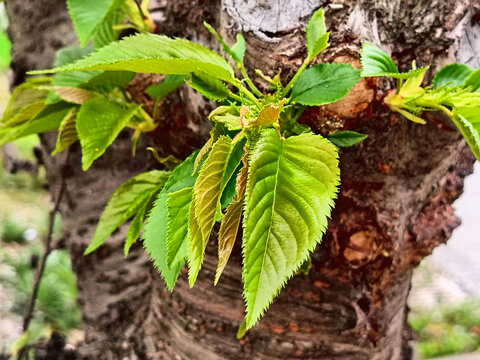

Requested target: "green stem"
[
  {"left": 239, "top": 63, "right": 263, "bottom": 97},
  {"left": 282, "top": 57, "right": 310, "bottom": 98},
  {"left": 225, "top": 78, "right": 261, "bottom": 108}
]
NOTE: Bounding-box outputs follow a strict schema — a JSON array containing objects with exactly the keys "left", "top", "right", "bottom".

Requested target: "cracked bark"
[{"left": 5, "top": 0, "right": 479, "bottom": 359}]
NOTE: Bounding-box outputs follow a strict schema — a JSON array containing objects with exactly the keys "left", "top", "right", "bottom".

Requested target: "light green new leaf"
[
  {"left": 31, "top": 34, "right": 235, "bottom": 82},
  {"left": 85, "top": 170, "right": 170, "bottom": 254},
  {"left": 291, "top": 63, "right": 361, "bottom": 106},
  {"left": 432, "top": 63, "right": 473, "bottom": 88},
  {"left": 452, "top": 107, "right": 480, "bottom": 160},
  {"left": 143, "top": 191, "right": 185, "bottom": 290},
  {"left": 143, "top": 152, "right": 199, "bottom": 290},
  {"left": 231, "top": 34, "right": 246, "bottom": 64},
  {"left": 67, "top": 0, "right": 123, "bottom": 46},
  {"left": 124, "top": 202, "right": 147, "bottom": 256},
  {"left": 326, "top": 130, "right": 368, "bottom": 147},
  {"left": 305, "top": 8, "right": 329, "bottom": 60},
  {"left": 146, "top": 75, "right": 188, "bottom": 100},
  {"left": 360, "top": 43, "right": 428, "bottom": 79},
  {"left": 76, "top": 96, "right": 140, "bottom": 170},
  {"left": 93, "top": 6, "right": 125, "bottom": 49},
  {"left": 188, "top": 73, "right": 230, "bottom": 101},
  {"left": 0, "top": 103, "right": 72, "bottom": 146},
  {"left": 242, "top": 129, "right": 339, "bottom": 328},
  {"left": 188, "top": 136, "right": 232, "bottom": 286},
  {"left": 52, "top": 107, "right": 78, "bottom": 155},
  {"left": 463, "top": 68, "right": 480, "bottom": 92},
  {"left": 166, "top": 187, "right": 193, "bottom": 267}
]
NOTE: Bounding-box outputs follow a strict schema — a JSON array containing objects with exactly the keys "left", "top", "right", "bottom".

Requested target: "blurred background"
[{"left": 0, "top": 2, "right": 478, "bottom": 359}]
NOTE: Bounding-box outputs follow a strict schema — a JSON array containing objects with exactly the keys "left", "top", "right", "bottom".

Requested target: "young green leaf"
[
  {"left": 215, "top": 154, "right": 248, "bottom": 285},
  {"left": 0, "top": 103, "right": 73, "bottom": 146},
  {"left": 124, "top": 202, "right": 147, "bottom": 256},
  {"left": 143, "top": 191, "right": 185, "bottom": 290},
  {"left": 67, "top": 0, "right": 123, "bottom": 46},
  {"left": 45, "top": 86, "right": 96, "bottom": 104},
  {"left": 305, "top": 8, "right": 329, "bottom": 60},
  {"left": 242, "top": 129, "right": 339, "bottom": 328},
  {"left": 209, "top": 106, "right": 242, "bottom": 131},
  {"left": 143, "top": 151, "right": 200, "bottom": 289},
  {"left": 188, "top": 73, "right": 230, "bottom": 101},
  {"left": 146, "top": 75, "right": 188, "bottom": 100},
  {"left": 85, "top": 170, "right": 170, "bottom": 254},
  {"left": 452, "top": 107, "right": 480, "bottom": 160},
  {"left": 52, "top": 107, "right": 78, "bottom": 155},
  {"left": 165, "top": 187, "right": 193, "bottom": 267},
  {"left": 231, "top": 34, "right": 246, "bottom": 64},
  {"left": 463, "top": 68, "right": 480, "bottom": 92},
  {"left": 326, "top": 130, "right": 368, "bottom": 147},
  {"left": 360, "top": 43, "right": 428, "bottom": 79},
  {"left": 432, "top": 63, "right": 473, "bottom": 88},
  {"left": 291, "top": 63, "right": 361, "bottom": 106},
  {"left": 84, "top": 71, "right": 136, "bottom": 89},
  {"left": 93, "top": 6, "right": 124, "bottom": 49},
  {"left": 31, "top": 34, "right": 235, "bottom": 82},
  {"left": 188, "top": 136, "right": 233, "bottom": 286},
  {"left": 76, "top": 96, "right": 140, "bottom": 170}
]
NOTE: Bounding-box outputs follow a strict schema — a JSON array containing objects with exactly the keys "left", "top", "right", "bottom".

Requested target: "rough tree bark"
[{"left": 6, "top": 0, "right": 480, "bottom": 359}]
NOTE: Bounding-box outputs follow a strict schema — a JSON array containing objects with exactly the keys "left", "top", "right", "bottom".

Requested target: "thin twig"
[{"left": 18, "top": 149, "right": 70, "bottom": 359}]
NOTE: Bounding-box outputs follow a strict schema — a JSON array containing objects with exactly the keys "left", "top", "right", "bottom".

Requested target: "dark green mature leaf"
[
  {"left": 146, "top": 75, "right": 188, "bottom": 100},
  {"left": 85, "top": 170, "right": 170, "bottom": 254},
  {"left": 55, "top": 46, "right": 95, "bottom": 67},
  {"left": 361, "top": 43, "right": 428, "bottom": 79},
  {"left": 305, "top": 8, "right": 329, "bottom": 60},
  {"left": 242, "top": 129, "right": 339, "bottom": 328},
  {"left": 433, "top": 63, "right": 473, "bottom": 88},
  {"left": 453, "top": 107, "right": 480, "bottom": 160},
  {"left": 0, "top": 103, "right": 72, "bottom": 146},
  {"left": 326, "top": 131, "right": 367, "bottom": 147},
  {"left": 31, "top": 34, "right": 235, "bottom": 82},
  {"left": 67, "top": 0, "right": 123, "bottom": 46},
  {"left": 76, "top": 96, "right": 140, "bottom": 170},
  {"left": 143, "top": 152, "right": 199, "bottom": 290},
  {"left": 464, "top": 68, "right": 480, "bottom": 92},
  {"left": 188, "top": 136, "right": 232, "bottom": 286},
  {"left": 188, "top": 73, "right": 230, "bottom": 101},
  {"left": 52, "top": 107, "right": 78, "bottom": 155},
  {"left": 291, "top": 63, "right": 361, "bottom": 106}
]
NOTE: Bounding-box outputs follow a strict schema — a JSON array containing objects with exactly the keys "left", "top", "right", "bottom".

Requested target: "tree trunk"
[{"left": 6, "top": 0, "right": 479, "bottom": 359}]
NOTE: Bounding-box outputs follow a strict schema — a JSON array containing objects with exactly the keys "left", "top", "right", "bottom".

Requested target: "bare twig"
[{"left": 18, "top": 149, "right": 70, "bottom": 359}]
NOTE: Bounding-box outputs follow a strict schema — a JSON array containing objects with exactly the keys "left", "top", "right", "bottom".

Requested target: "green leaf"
[
  {"left": 361, "top": 43, "right": 429, "bottom": 79},
  {"left": 45, "top": 86, "right": 97, "bottom": 104},
  {"left": 165, "top": 187, "right": 193, "bottom": 267},
  {"left": 85, "top": 170, "right": 170, "bottom": 254},
  {"left": 242, "top": 129, "right": 339, "bottom": 328},
  {"left": 52, "top": 107, "right": 78, "bottom": 155},
  {"left": 143, "top": 191, "right": 185, "bottom": 290},
  {"left": 326, "top": 130, "right": 367, "bottom": 147},
  {"left": 67, "top": 0, "right": 123, "bottom": 46},
  {"left": 146, "top": 75, "right": 188, "bottom": 100},
  {"left": 305, "top": 8, "right": 329, "bottom": 60},
  {"left": 215, "top": 154, "right": 248, "bottom": 285},
  {"left": 291, "top": 63, "right": 361, "bottom": 106},
  {"left": 209, "top": 106, "right": 242, "bottom": 131},
  {"left": 0, "top": 103, "right": 72, "bottom": 146},
  {"left": 1, "top": 77, "right": 50, "bottom": 127},
  {"left": 433, "top": 63, "right": 473, "bottom": 88},
  {"left": 188, "top": 136, "right": 232, "bottom": 286},
  {"left": 124, "top": 202, "right": 147, "bottom": 256},
  {"left": 188, "top": 73, "right": 230, "bottom": 101},
  {"left": 231, "top": 34, "right": 246, "bottom": 64},
  {"left": 76, "top": 96, "right": 140, "bottom": 170},
  {"left": 84, "top": 71, "right": 135, "bottom": 89},
  {"left": 31, "top": 34, "right": 235, "bottom": 82},
  {"left": 453, "top": 107, "right": 480, "bottom": 160},
  {"left": 143, "top": 152, "right": 199, "bottom": 290},
  {"left": 463, "top": 68, "right": 480, "bottom": 92},
  {"left": 93, "top": 6, "right": 124, "bottom": 49},
  {"left": 54, "top": 46, "right": 95, "bottom": 67}
]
